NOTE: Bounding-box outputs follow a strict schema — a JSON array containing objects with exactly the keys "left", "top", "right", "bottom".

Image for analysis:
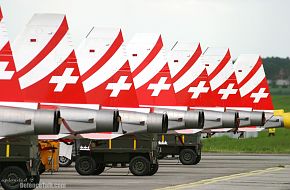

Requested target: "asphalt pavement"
[{"left": 36, "top": 153, "right": 290, "bottom": 190}]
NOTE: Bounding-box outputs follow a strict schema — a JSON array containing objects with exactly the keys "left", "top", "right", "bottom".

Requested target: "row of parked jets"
[{"left": 0, "top": 6, "right": 289, "bottom": 141}]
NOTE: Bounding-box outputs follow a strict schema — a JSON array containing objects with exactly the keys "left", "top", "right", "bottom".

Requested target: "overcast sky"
[{"left": 0, "top": 0, "right": 289, "bottom": 58}]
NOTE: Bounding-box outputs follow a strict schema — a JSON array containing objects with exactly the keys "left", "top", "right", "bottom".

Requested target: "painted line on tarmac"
[{"left": 155, "top": 166, "right": 287, "bottom": 190}]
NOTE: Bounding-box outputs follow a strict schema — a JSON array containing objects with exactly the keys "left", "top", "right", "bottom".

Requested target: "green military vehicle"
[
  {"left": 0, "top": 136, "right": 40, "bottom": 190},
  {"left": 157, "top": 133, "right": 202, "bottom": 165},
  {"left": 75, "top": 134, "right": 159, "bottom": 176}
]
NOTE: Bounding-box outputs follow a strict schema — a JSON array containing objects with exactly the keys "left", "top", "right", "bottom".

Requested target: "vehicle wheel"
[
  {"left": 179, "top": 148, "right": 197, "bottom": 165},
  {"left": 129, "top": 156, "right": 150, "bottom": 176},
  {"left": 147, "top": 162, "right": 159, "bottom": 176},
  {"left": 93, "top": 163, "right": 105, "bottom": 175},
  {"left": 75, "top": 156, "right": 96, "bottom": 176},
  {"left": 193, "top": 155, "right": 201, "bottom": 165},
  {"left": 38, "top": 162, "right": 46, "bottom": 175},
  {"left": 0, "top": 166, "right": 27, "bottom": 190},
  {"left": 59, "top": 156, "right": 72, "bottom": 167}
]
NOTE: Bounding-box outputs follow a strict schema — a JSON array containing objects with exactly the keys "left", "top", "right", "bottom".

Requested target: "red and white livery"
[
  {"left": 0, "top": 7, "right": 24, "bottom": 103},
  {"left": 76, "top": 27, "right": 168, "bottom": 137},
  {"left": 202, "top": 47, "right": 242, "bottom": 108},
  {"left": 12, "top": 14, "right": 86, "bottom": 104},
  {"left": 126, "top": 33, "right": 176, "bottom": 107},
  {"left": 167, "top": 42, "right": 217, "bottom": 108},
  {"left": 11, "top": 14, "right": 120, "bottom": 139},
  {"left": 234, "top": 54, "right": 273, "bottom": 111},
  {"left": 77, "top": 27, "right": 139, "bottom": 108}
]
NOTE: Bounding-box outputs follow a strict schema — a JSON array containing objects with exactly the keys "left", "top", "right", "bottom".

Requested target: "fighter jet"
[
  {"left": 234, "top": 54, "right": 290, "bottom": 130},
  {"left": 76, "top": 27, "right": 168, "bottom": 137},
  {"left": 0, "top": 11, "right": 120, "bottom": 138},
  {"left": 126, "top": 35, "right": 240, "bottom": 133},
  {"left": 0, "top": 7, "right": 62, "bottom": 138},
  {"left": 168, "top": 42, "right": 289, "bottom": 132},
  {"left": 200, "top": 47, "right": 265, "bottom": 132}
]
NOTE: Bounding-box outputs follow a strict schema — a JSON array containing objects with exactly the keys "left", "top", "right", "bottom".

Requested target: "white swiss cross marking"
[
  {"left": 147, "top": 77, "right": 171, "bottom": 96},
  {"left": 188, "top": 81, "right": 209, "bottom": 99},
  {"left": 49, "top": 68, "right": 79, "bottom": 92},
  {"left": 218, "top": 83, "right": 238, "bottom": 99},
  {"left": 250, "top": 88, "right": 269, "bottom": 103},
  {"left": 106, "top": 76, "right": 132, "bottom": 97},
  {"left": 0, "top": 61, "right": 14, "bottom": 80}
]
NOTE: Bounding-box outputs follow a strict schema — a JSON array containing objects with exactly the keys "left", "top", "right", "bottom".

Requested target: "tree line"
[{"left": 262, "top": 57, "right": 290, "bottom": 80}]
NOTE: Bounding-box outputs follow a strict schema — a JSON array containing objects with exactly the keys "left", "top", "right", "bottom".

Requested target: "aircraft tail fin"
[
  {"left": 234, "top": 54, "right": 274, "bottom": 111},
  {"left": 0, "top": 6, "right": 23, "bottom": 102},
  {"left": 168, "top": 42, "right": 217, "bottom": 107},
  {"left": 202, "top": 47, "right": 242, "bottom": 108},
  {"left": 126, "top": 33, "right": 176, "bottom": 106},
  {"left": 12, "top": 14, "right": 86, "bottom": 104},
  {"left": 77, "top": 27, "right": 139, "bottom": 107}
]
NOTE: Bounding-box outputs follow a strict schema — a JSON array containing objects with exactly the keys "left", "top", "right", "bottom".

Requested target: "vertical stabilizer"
[
  {"left": 126, "top": 33, "right": 176, "bottom": 106},
  {"left": 77, "top": 27, "right": 139, "bottom": 107},
  {"left": 0, "top": 7, "right": 23, "bottom": 102},
  {"left": 13, "top": 14, "right": 86, "bottom": 104},
  {"left": 202, "top": 47, "right": 242, "bottom": 108},
  {"left": 168, "top": 42, "right": 217, "bottom": 107},
  {"left": 234, "top": 54, "right": 274, "bottom": 110}
]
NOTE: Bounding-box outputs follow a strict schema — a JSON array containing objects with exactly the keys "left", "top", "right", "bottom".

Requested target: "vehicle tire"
[
  {"left": 75, "top": 156, "right": 96, "bottom": 176},
  {"left": 0, "top": 166, "right": 27, "bottom": 190},
  {"left": 59, "top": 156, "right": 73, "bottom": 167},
  {"left": 129, "top": 156, "right": 150, "bottom": 176},
  {"left": 147, "top": 162, "right": 159, "bottom": 176},
  {"left": 179, "top": 148, "right": 197, "bottom": 165},
  {"left": 93, "top": 163, "right": 105, "bottom": 175},
  {"left": 193, "top": 155, "right": 201, "bottom": 165},
  {"left": 38, "top": 162, "right": 45, "bottom": 175}
]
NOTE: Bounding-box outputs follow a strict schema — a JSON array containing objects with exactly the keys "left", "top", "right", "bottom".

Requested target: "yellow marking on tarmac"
[
  {"left": 6, "top": 144, "right": 10, "bottom": 157},
  {"left": 155, "top": 166, "right": 286, "bottom": 190}
]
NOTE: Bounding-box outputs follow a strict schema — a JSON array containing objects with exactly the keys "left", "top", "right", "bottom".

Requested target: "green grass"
[
  {"left": 202, "top": 129, "right": 290, "bottom": 153},
  {"left": 272, "top": 95, "right": 290, "bottom": 112},
  {"left": 270, "top": 88, "right": 290, "bottom": 95},
  {"left": 202, "top": 95, "right": 290, "bottom": 153}
]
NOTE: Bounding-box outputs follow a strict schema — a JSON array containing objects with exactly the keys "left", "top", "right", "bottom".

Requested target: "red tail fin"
[
  {"left": 126, "top": 33, "right": 176, "bottom": 106},
  {"left": 13, "top": 14, "right": 86, "bottom": 104},
  {"left": 234, "top": 55, "right": 274, "bottom": 110},
  {"left": 168, "top": 42, "right": 217, "bottom": 107},
  {"left": 0, "top": 6, "right": 23, "bottom": 102},
  {"left": 202, "top": 47, "right": 242, "bottom": 108},
  {"left": 77, "top": 28, "right": 139, "bottom": 107}
]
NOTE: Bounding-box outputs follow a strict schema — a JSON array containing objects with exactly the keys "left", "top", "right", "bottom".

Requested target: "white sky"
[{"left": 1, "top": 0, "right": 289, "bottom": 58}]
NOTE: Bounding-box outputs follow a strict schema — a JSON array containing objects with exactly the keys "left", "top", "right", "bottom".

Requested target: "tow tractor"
[
  {"left": 75, "top": 134, "right": 159, "bottom": 176},
  {"left": 157, "top": 133, "right": 202, "bottom": 165},
  {"left": 0, "top": 136, "right": 40, "bottom": 190}
]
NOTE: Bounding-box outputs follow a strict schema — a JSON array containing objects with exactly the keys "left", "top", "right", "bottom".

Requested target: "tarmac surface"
[
  {"left": 36, "top": 153, "right": 290, "bottom": 190},
  {"left": 1, "top": 153, "right": 289, "bottom": 189}
]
